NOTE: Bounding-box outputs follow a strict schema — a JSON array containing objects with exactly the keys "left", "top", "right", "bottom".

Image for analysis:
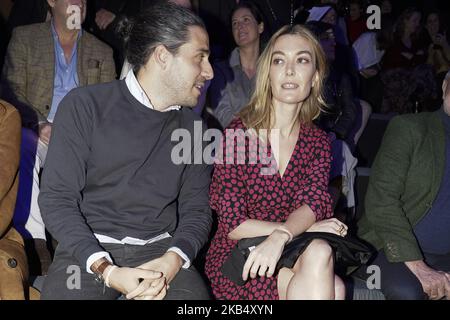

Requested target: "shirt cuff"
[
  {"left": 167, "top": 247, "right": 191, "bottom": 269},
  {"left": 86, "top": 251, "right": 113, "bottom": 274}
]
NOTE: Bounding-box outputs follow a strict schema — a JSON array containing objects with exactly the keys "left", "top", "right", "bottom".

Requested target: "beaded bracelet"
[
  {"left": 276, "top": 225, "right": 293, "bottom": 242},
  {"left": 104, "top": 265, "right": 118, "bottom": 288}
]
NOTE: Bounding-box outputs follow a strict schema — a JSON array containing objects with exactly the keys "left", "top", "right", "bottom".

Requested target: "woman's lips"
[{"left": 281, "top": 83, "right": 299, "bottom": 89}]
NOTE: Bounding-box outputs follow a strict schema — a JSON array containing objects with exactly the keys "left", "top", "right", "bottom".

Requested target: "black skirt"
[{"left": 220, "top": 232, "right": 374, "bottom": 286}]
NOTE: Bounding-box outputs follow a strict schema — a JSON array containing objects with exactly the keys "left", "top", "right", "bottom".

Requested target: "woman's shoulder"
[
  {"left": 301, "top": 123, "right": 331, "bottom": 145},
  {"left": 225, "top": 117, "right": 247, "bottom": 131}
]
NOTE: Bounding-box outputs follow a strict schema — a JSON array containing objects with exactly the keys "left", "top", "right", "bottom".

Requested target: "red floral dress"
[{"left": 205, "top": 118, "right": 333, "bottom": 300}]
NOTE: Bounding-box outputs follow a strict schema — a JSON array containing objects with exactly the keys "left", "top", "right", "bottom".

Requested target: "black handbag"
[{"left": 220, "top": 232, "right": 374, "bottom": 286}]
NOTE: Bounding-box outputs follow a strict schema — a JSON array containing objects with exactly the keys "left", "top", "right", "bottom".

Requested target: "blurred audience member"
[
  {"left": 198, "top": 0, "right": 237, "bottom": 60},
  {"left": 249, "top": 0, "right": 302, "bottom": 37},
  {"left": 357, "top": 70, "right": 450, "bottom": 300},
  {"left": 345, "top": 0, "right": 367, "bottom": 44},
  {"left": 1, "top": 0, "right": 115, "bottom": 275},
  {"left": 306, "top": 20, "right": 360, "bottom": 213},
  {"left": 212, "top": 1, "right": 264, "bottom": 129},
  {"left": 7, "top": 0, "right": 50, "bottom": 34},
  {"left": 381, "top": 7, "right": 437, "bottom": 114},
  {"left": 305, "top": 5, "right": 359, "bottom": 94},
  {"left": 382, "top": 7, "right": 426, "bottom": 71},
  {"left": 353, "top": 32, "right": 385, "bottom": 112},
  {"left": 423, "top": 11, "right": 450, "bottom": 100},
  {"left": 306, "top": 21, "right": 357, "bottom": 145}
]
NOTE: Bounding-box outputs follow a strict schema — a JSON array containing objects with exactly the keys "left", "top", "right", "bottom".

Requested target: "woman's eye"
[
  {"left": 272, "top": 58, "right": 283, "bottom": 65},
  {"left": 298, "top": 57, "right": 310, "bottom": 64}
]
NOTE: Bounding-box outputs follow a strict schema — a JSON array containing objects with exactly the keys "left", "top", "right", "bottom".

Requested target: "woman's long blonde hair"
[{"left": 238, "top": 24, "right": 328, "bottom": 132}]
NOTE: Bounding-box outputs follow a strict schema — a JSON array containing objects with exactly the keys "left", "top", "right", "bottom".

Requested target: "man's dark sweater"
[
  {"left": 39, "top": 80, "right": 213, "bottom": 268},
  {"left": 414, "top": 108, "right": 450, "bottom": 255}
]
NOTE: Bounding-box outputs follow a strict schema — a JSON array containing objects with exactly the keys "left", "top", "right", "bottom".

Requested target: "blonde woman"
[{"left": 205, "top": 25, "right": 347, "bottom": 300}]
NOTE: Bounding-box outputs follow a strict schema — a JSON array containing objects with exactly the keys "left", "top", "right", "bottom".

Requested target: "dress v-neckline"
[{"left": 268, "top": 126, "right": 301, "bottom": 180}]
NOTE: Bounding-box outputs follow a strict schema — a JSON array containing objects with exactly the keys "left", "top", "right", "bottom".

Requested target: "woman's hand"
[
  {"left": 306, "top": 218, "right": 348, "bottom": 237},
  {"left": 242, "top": 229, "right": 290, "bottom": 281}
]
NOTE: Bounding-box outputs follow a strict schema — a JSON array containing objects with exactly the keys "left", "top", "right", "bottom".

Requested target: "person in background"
[
  {"left": 7, "top": 0, "right": 50, "bottom": 34},
  {"left": 248, "top": 0, "right": 302, "bottom": 37},
  {"left": 1, "top": 0, "right": 115, "bottom": 276},
  {"left": 212, "top": 1, "right": 264, "bottom": 129},
  {"left": 357, "top": 70, "right": 450, "bottom": 300},
  {"left": 345, "top": 0, "right": 367, "bottom": 44},
  {"left": 381, "top": 7, "right": 437, "bottom": 114},
  {"left": 352, "top": 31, "right": 384, "bottom": 113},
  {"left": 423, "top": 11, "right": 450, "bottom": 102}
]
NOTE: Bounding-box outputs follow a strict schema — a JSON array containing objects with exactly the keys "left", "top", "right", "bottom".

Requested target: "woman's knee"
[{"left": 302, "top": 239, "right": 334, "bottom": 265}]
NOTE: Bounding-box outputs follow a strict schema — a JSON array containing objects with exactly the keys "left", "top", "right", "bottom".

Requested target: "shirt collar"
[
  {"left": 124, "top": 69, "right": 181, "bottom": 112},
  {"left": 229, "top": 47, "right": 242, "bottom": 69},
  {"left": 51, "top": 19, "right": 82, "bottom": 42}
]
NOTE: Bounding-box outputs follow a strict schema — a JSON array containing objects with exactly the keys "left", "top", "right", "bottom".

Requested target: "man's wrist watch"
[{"left": 91, "top": 258, "right": 113, "bottom": 283}]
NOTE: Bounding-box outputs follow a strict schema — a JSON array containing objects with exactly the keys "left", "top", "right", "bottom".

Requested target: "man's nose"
[{"left": 202, "top": 60, "right": 214, "bottom": 80}]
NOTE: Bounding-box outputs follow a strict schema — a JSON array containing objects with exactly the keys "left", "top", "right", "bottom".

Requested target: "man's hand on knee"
[
  {"left": 138, "top": 252, "right": 184, "bottom": 284},
  {"left": 127, "top": 252, "right": 184, "bottom": 300},
  {"left": 444, "top": 273, "right": 450, "bottom": 300},
  {"left": 405, "top": 260, "right": 448, "bottom": 300},
  {"left": 125, "top": 276, "right": 167, "bottom": 300}
]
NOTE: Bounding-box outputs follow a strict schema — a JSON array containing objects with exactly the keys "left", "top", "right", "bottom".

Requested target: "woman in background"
[{"left": 212, "top": 1, "right": 264, "bottom": 129}]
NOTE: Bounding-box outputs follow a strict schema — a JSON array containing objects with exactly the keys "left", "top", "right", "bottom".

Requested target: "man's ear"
[{"left": 152, "top": 44, "right": 172, "bottom": 70}]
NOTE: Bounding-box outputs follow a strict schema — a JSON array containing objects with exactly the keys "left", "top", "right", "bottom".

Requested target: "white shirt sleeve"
[{"left": 167, "top": 247, "right": 191, "bottom": 269}]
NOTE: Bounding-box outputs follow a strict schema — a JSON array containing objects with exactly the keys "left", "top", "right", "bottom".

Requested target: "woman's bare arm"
[{"left": 228, "top": 204, "right": 316, "bottom": 240}]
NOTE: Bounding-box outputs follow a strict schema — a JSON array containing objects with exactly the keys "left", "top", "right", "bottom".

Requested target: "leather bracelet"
[{"left": 91, "top": 258, "right": 112, "bottom": 276}]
